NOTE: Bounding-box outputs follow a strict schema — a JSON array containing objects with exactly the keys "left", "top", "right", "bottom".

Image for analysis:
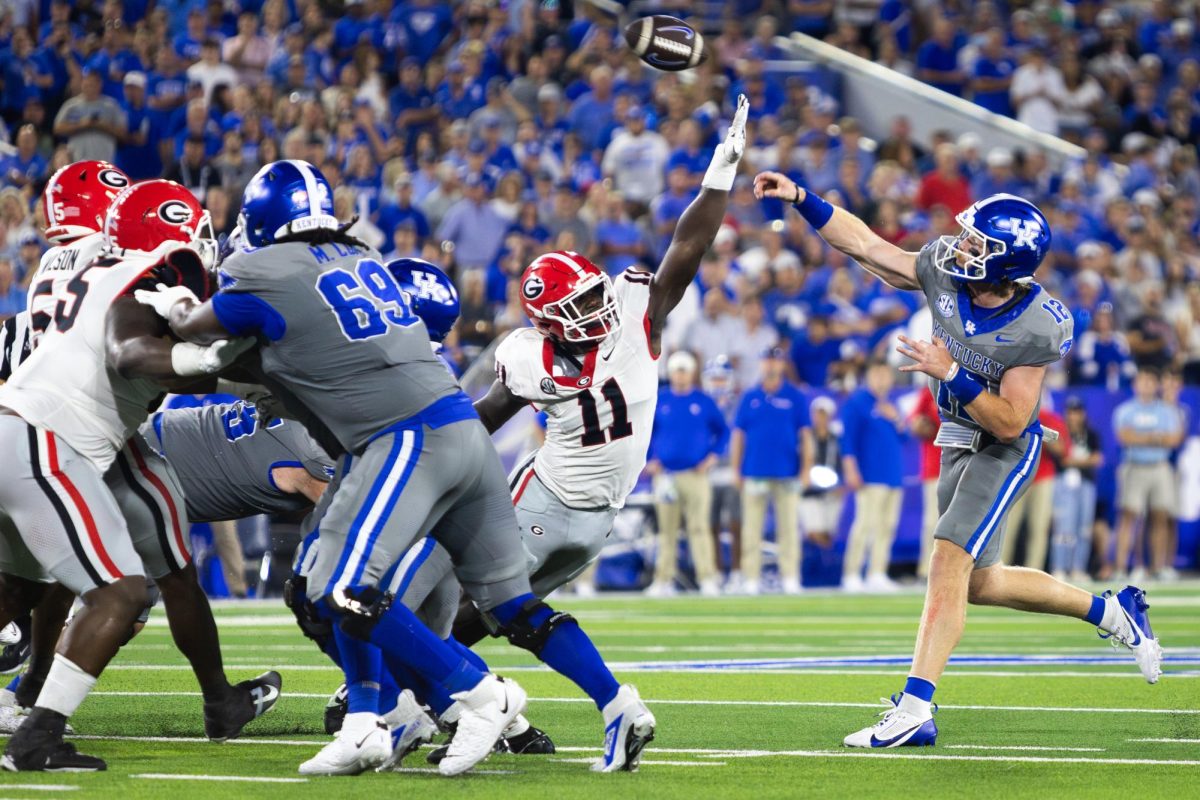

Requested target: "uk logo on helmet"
[
  {"left": 159, "top": 200, "right": 194, "bottom": 225},
  {"left": 1010, "top": 218, "right": 1041, "bottom": 249},
  {"left": 522, "top": 275, "right": 545, "bottom": 300}
]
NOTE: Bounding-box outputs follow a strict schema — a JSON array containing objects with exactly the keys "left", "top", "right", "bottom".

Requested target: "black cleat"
[
  {"left": 324, "top": 684, "right": 348, "bottom": 735},
  {"left": 204, "top": 671, "right": 282, "bottom": 742},
  {"left": 0, "top": 615, "right": 31, "bottom": 674},
  {"left": 1, "top": 709, "right": 104, "bottom": 772},
  {"left": 505, "top": 725, "right": 556, "bottom": 755}
]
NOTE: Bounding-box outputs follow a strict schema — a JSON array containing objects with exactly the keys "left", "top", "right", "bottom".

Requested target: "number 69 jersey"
[
  {"left": 915, "top": 243, "right": 1073, "bottom": 432},
  {"left": 494, "top": 269, "right": 659, "bottom": 509}
]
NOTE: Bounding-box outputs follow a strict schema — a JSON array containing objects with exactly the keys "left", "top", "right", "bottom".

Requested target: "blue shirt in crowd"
[
  {"left": 839, "top": 388, "right": 904, "bottom": 487},
  {"left": 734, "top": 382, "right": 810, "bottom": 479},
  {"left": 649, "top": 387, "right": 730, "bottom": 472},
  {"left": 1114, "top": 398, "right": 1180, "bottom": 465}
]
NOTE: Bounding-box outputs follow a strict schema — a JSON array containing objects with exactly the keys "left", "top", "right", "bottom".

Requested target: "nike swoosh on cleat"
[
  {"left": 499, "top": 693, "right": 509, "bottom": 714},
  {"left": 250, "top": 685, "right": 280, "bottom": 715},
  {"left": 869, "top": 724, "right": 922, "bottom": 748}
]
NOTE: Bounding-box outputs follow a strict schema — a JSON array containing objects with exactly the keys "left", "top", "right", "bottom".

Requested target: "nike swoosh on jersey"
[
  {"left": 994, "top": 334, "right": 1016, "bottom": 343},
  {"left": 869, "top": 723, "right": 923, "bottom": 747}
]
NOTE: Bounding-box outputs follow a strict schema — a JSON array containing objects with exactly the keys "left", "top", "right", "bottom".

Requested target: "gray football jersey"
[
  {"left": 915, "top": 244, "right": 1073, "bottom": 432},
  {"left": 152, "top": 401, "right": 335, "bottom": 522},
  {"left": 216, "top": 241, "right": 458, "bottom": 454}
]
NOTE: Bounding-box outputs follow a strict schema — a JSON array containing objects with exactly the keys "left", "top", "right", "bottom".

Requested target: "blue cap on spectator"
[
  {"left": 627, "top": 105, "right": 645, "bottom": 121},
  {"left": 468, "top": 139, "right": 487, "bottom": 154},
  {"left": 554, "top": 177, "right": 576, "bottom": 192},
  {"left": 222, "top": 112, "right": 243, "bottom": 131}
]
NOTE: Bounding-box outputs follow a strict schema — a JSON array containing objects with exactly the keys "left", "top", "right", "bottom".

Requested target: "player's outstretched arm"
[
  {"left": 474, "top": 378, "right": 529, "bottom": 435},
  {"left": 106, "top": 296, "right": 251, "bottom": 383},
  {"left": 647, "top": 95, "right": 748, "bottom": 341},
  {"left": 896, "top": 334, "right": 1045, "bottom": 442},
  {"left": 754, "top": 172, "right": 920, "bottom": 291}
]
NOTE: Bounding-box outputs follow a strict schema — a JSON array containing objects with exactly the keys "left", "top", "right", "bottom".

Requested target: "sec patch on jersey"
[{"left": 623, "top": 16, "right": 707, "bottom": 72}]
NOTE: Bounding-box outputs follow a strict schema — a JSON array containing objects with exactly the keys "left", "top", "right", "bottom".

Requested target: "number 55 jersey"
[
  {"left": 494, "top": 269, "right": 659, "bottom": 510},
  {"left": 212, "top": 240, "right": 459, "bottom": 456}
]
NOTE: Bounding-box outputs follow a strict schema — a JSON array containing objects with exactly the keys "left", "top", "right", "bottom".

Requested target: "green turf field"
[{"left": 2, "top": 583, "right": 1199, "bottom": 799}]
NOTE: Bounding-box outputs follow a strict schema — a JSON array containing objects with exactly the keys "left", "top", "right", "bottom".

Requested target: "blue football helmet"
[
  {"left": 238, "top": 160, "right": 340, "bottom": 247},
  {"left": 387, "top": 258, "right": 460, "bottom": 343},
  {"left": 932, "top": 193, "right": 1051, "bottom": 284}
]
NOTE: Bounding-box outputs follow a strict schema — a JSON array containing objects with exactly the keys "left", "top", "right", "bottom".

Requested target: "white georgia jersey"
[
  {"left": 25, "top": 231, "right": 109, "bottom": 349},
  {"left": 0, "top": 247, "right": 176, "bottom": 473},
  {"left": 494, "top": 268, "right": 659, "bottom": 509}
]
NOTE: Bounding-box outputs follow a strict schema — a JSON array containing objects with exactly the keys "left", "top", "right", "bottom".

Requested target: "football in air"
[{"left": 623, "top": 15, "right": 708, "bottom": 72}]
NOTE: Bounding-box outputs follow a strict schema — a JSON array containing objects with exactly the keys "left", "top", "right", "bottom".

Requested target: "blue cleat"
[
  {"left": 844, "top": 694, "right": 938, "bottom": 748},
  {"left": 1098, "top": 586, "right": 1163, "bottom": 683}
]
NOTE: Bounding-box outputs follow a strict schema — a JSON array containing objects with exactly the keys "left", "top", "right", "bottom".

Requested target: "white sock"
[
  {"left": 897, "top": 692, "right": 932, "bottom": 718},
  {"left": 1100, "top": 594, "right": 1125, "bottom": 633},
  {"left": 504, "top": 713, "right": 530, "bottom": 737},
  {"left": 37, "top": 654, "right": 96, "bottom": 718}
]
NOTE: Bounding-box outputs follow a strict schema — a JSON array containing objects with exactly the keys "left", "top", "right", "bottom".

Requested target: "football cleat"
[
  {"left": 843, "top": 694, "right": 938, "bottom": 748},
  {"left": 0, "top": 615, "right": 31, "bottom": 674},
  {"left": 593, "top": 684, "right": 656, "bottom": 772},
  {"left": 1098, "top": 586, "right": 1163, "bottom": 684},
  {"left": 204, "top": 670, "right": 282, "bottom": 742},
  {"left": 437, "top": 675, "right": 526, "bottom": 776},
  {"left": 376, "top": 690, "right": 438, "bottom": 771},
  {"left": 0, "top": 695, "right": 25, "bottom": 735},
  {"left": 299, "top": 713, "right": 391, "bottom": 776},
  {"left": 324, "top": 683, "right": 348, "bottom": 735},
  {"left": 1, "top": 711, "right": 104, "bottom": 772},
  {"left": 504, "top": 717, "right": 556, "bottom": 755}
]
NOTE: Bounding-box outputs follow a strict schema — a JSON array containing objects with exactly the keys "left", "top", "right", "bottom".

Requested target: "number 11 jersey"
[{"left": 494, "top": 269, "right": 659, "bottom": 509}]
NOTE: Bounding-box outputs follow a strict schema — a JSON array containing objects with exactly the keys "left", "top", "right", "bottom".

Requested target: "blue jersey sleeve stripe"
[{"left": 211, "top": 291, "right": 287, "bottom": 341}]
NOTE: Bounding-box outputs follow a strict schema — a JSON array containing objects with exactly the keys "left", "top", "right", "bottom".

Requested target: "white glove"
[
  {"left": 134, "top": 283, "right": 199, "bottom": 319},
  {"left": 702, "top": 93, "right": 749, "bottom": 191},
  {"left": 170, "top": 338, "right": 255, "bottom": 377}
]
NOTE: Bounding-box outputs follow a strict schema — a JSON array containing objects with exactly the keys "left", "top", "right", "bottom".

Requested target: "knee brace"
[
  {"left": 490, "top": 597, "right": 577, "bottom": 657},
  {"left": 283, "top": 575, "right": 332, "bottom": 646},
  {"left": 325, "top": 586, "right": 394, "bottom": 642}
]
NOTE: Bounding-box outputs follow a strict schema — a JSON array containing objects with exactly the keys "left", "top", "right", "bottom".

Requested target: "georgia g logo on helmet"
[
  {"left": 98, "top": 168, "right": 129, "bottom": 190},
  {"left": 159, "top": 199, "right": 194, "bottom": 226},
  {"left": 522, "top": 275, "right": 545, "bottom": 300}
]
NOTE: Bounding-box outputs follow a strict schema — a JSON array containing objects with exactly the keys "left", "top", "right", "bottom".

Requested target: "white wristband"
[{"left": 170, "top": 342, "right": 213, "bottom": 377}]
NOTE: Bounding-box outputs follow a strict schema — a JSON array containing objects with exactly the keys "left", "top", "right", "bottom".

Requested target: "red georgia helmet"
[
  {"left": 42, "top": 160, "right": 130, "bottom": 243},
  {"left": 519, "top": 251, "right": 622, "bottom": 344},
  {"left": 104, "top": 180, "right": 217, "bottom": 267}
]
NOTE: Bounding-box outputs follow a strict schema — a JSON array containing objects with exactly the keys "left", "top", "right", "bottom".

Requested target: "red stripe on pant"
[
  {"left": 45, "top": 431, "right": 123, "bottom": 580},
  {"left": 128, "top": 442, "right": 190, "bottom": 565},
  {"left": 512, "top": 468, "right": 536, "bottom": 505}
]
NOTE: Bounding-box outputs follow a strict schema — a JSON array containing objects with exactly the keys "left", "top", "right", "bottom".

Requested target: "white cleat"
[
  {"left": 0, "top": 691, "right": 24, "bottom": 734},
  {"left": 698, "top": 578, "right": 721, "bottom": 597},
  {"left": 438, "top": 675, "right": 526, "bottom": 776},
  {"left": 593, "top": 685, "right": 656, "bottom": 772},
  {"left": 864, "top": 573, "right": 900, "bottom": 593},
  {"left": 299, "top": 712, "right": 391, "bottom": 776},
  {"left": 644, "top": 581, "right": 675, "bottom": 598},
  {"left": 377, "top": 690, "right": 438, "bottom": 771},
  {"left": 781, "top": 578, "right": 803, "bottom": 595},
  {"left": 1099, "top": 586, "right": 1163, "bottom": 684},
  {"left": 842, "top": 574, "right": 865, "bottom": 593},
  {"left": 843, "top": 695, "right": 938, "bottom": 748}
]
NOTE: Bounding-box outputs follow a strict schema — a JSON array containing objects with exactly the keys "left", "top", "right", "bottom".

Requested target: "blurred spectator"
[
  {"left": 916, "top": 144, "right": 970, "bottom": 215},
  {"left": 0, "top": 125, "right": 47, "bottom": 190},
  {"left": 0, "top": 257, "right": 25, "bottom": 317},
  {"left": 567, "top": 65, "right": 615, "bottom": 152},
  {"left": 730, "top": 295, "right": 780, "bottom": 391},
  {"left": 187, "top": 40, "right": 238, "bottom": 103},
  {"left": 1113, "top": 368, "right": 1184, "bottom": 581},
  {"left": 839, "top": 360, "right": 904, "bottom": 592},
  {"left": 223, "top": 13, "right": 271, "bottom": 84},
  {"left": 1161, "top": 370, "right": 1188, "bottom": 581},
  {"left": 800, "top": 395, "right": 843, "bottom": 550},
  {"left": 53, "top": 70, "right": 127, "bottom": 163},
  {"left": 1072, "top": 303, "right": 1136, "bottom": 390},
  {"left": 1051, "top": 397, "right": 1103, "bottom": 581},
  {"left": 437, "top": 173, "right": 507, "bottom": 270},
  {"left": 731, "top": 348, "right": 809, "bottom": 595},
  {"left": 790, "top": 315, "right": 843, "bottom": 388},
  {"left": 601, "top": 105, "right": 668, "bottom": 207},
  {"left": 1002, "top": 405, "right": 1068, "bottom": 571},
  {"left": 1175, "top": 284, "right": 1200, "bottom": 384},
  {"left": 165, "top": 136, "right": 220, "bottom": 200},
  {"left": 594, "top": 192, "right": 646, "bottom": 276},
  {"left": 1127, "top": 285, "right": 1177, "bottom": 370},
  {"left": 647, "top": 351, "right": 729, "bottom": 597},
  {"left": 970, "top": 28, "right": 1015, "bottom": 117},
  {"left": 1011, "top": 46, "right": 1065, "bottom": 135},
  {"left": 685, "top": 289, "right": 741, "bottom": 370},
  {"left": 908, "top": 386, "right": 941, "bottom": 580},
  {"left": 916, "top": 17, "right": 965, "bottom": 97}
]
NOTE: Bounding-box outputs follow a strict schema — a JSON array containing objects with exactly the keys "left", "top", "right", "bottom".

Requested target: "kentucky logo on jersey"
[{"left": 937, "top": 293, "right": 955, "bottom": 318}]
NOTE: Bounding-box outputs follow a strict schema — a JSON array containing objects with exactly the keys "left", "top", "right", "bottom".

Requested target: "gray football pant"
[
  {"left": 934, "top": 429, "right": 1044, "bottom": 569},
  {"left": 303, "top": 418, "right": 530, "bottom": 612}
]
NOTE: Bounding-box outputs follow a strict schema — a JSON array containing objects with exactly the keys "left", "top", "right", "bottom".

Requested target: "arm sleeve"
[{"left": 211, "top": 291, "right": 287, "bottom": 340}]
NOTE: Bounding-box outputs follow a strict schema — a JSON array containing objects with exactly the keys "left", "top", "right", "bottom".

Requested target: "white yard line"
[
  {"left": 552, "top": 757, "right": 726, "bottom": 767},
  {"left": 1129, "top": 738, "right": 1200, "bottom": 744},
  {"left": 0, "top": 786, "right": 78, "bottom": 792},
  {"left": 131, "top": 774, "right": 307, "bottom": 783},
  {"left": 943, "top": 744, "right": 1106, "bottom": 752}
]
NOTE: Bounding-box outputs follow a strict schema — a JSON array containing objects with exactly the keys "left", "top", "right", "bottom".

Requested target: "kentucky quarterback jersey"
[
  {"left": 0, "top": 245, "right": 205, "bottom": 472},
  {"left": 211, "top": 240, "right": 461, "bottom": 455},
  {"left": 494, "top": 269, "right": 659, "bottom": 509},
  {"left": 25, "top": 232, "right": 109, "bottom": 348},
  {"left": 147, "top": 400, "right": 335, "bottom": 522},
  {"left": 915, "top": 243, "right": 1073, "bottom": 432}
]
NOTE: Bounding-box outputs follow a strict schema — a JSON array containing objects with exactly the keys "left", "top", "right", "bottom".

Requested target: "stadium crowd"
[{"left": 0, "top": 0, "right": 1196, "bottom": 593}]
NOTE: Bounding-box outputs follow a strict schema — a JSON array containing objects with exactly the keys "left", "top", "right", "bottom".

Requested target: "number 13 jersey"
[{"left": 494, "top": 269, "right": 659, "bottom": 509}]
